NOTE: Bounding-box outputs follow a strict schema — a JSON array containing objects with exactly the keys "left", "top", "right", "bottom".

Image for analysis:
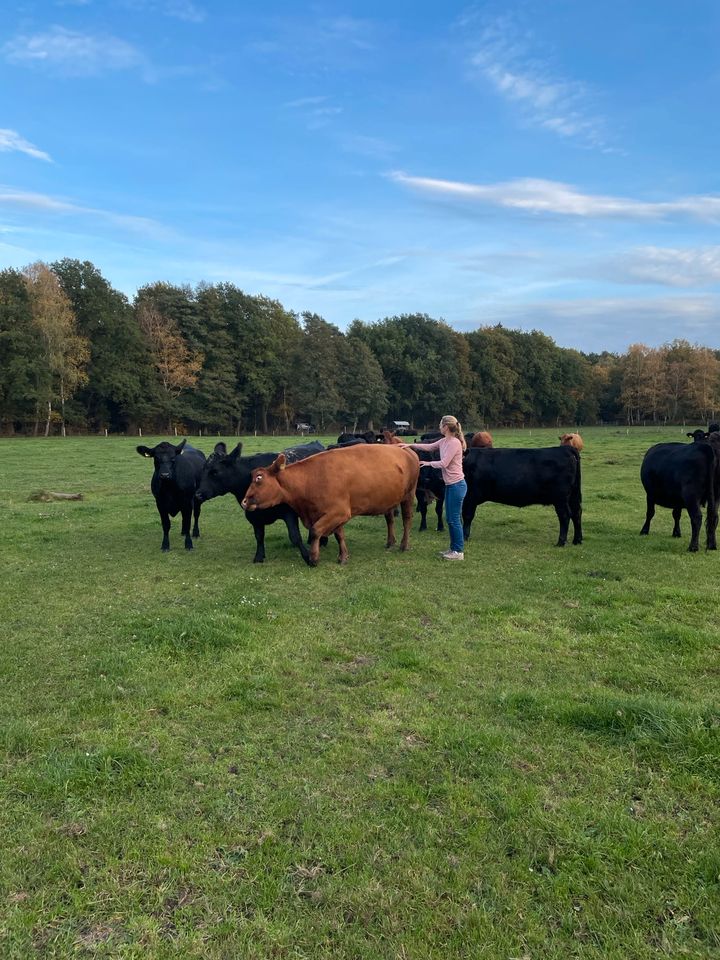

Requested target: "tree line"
[{"left": 1, "top": 259, "right": 719, "bottom": 435}]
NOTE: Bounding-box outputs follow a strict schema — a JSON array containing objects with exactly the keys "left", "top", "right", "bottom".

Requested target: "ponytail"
[{"left": 440, "top": 415, "right": 466, "bottom": 452}]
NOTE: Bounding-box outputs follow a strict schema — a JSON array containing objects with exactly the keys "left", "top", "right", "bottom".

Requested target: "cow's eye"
[{"left": 254, "top": 475, "right": 262, "bottom": 483}]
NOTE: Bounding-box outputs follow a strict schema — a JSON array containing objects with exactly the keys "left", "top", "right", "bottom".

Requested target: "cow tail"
[
  {"left": 570, "top": 447, "right": 582, "bottom": 510},
  {"left": 706, "top": 443, "right": 717, "bottom": 526}
]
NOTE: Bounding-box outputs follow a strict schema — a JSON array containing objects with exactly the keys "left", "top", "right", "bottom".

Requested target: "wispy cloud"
[
  {"left": 605, "top": 246, "right": 720, "bottom": 287},
  {"left": 3, "top": 26, "right": 150, "bottom": 79},
  {"left": 390, "top": 173, "right": 720, "bottom": 221},
  {"left": 247, "top": 15, "right": 377, "bottom": 72},
  {"left": 0, "top": 187, "right": 169, "bottom": 238},
  {"left": 0, "top": 129, "right": 52, "bottom": 162},
  {"left": 120, "top": 0, "right": 206, "bottom": 22},
  {"left": 465, "top": 16, "right": 610, "bottom": 150},
  {"left": 460, "top": 295, "right": 720, "bottom": 351},
  {"left": 339, "top": 134, "right": 399, "bottom": 160},
  {"left": 284, "top": 95, "right": 342, "bottom": 130}
]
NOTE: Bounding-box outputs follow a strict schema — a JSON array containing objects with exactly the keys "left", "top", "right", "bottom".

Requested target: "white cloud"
[
  {"left": 283, "top": 94, "right": 342, "bottom": 130},
  {"left": 0, "top": 129, "right": 52, "bottom": 162},
  {"left": 389, "top": 173, "right": 720, "bottom": 222},
  {"left": 458, "top": 294, "right": 720, "bottom": 352},
  {"left": 3, "top": 26, "right": 149, "bottom": 78},
  {"left": 607, "top": 246, "right": 720, "bottom": 287},
  {"left": 0, "top": 187, "right": 169, "bottom": 238},
  {"left": 466, "top": 17, "right": 609, "bottom": 149}
]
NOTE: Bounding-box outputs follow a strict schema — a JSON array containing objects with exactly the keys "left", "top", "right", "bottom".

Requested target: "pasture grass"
[{"left": 1, "top": 426, "right": 719, "bottom": 958}]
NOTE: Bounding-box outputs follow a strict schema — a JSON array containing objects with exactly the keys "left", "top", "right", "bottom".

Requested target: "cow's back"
[
  {"left": 642, "top": 442, "right": 713, "bottom": 507},
  {"left": 466, "top": 446, "right": 578, "bottom": 506},
  {"left": 173, "top": 445, "right": 206, "bottom": 492},
  {"left": 286, "top": 444, "right": 419, "bottom": 517}
]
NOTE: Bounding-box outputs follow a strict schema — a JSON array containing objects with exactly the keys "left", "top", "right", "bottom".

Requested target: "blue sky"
[{"left": 2, "top": 0, "right": 720, "bottom": 352}]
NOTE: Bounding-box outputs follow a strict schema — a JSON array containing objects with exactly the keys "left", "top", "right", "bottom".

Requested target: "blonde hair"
[{"left": 440, "top": 415, "right": 466, "bottom": 451}]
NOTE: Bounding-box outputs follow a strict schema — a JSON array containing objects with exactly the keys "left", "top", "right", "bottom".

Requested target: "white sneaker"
[{"left": 442, "top": 550, "right": 464, "bottom": 561}]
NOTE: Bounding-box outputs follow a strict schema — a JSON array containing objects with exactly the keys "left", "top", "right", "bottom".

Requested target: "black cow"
[
  {"left": 419, "top": 431, "right": 443, "bottom": 443},
  {"left": 640, "top": 434, "right": 720, "bottom": 551},
  {"left": 136, "top": 439, "right": 206, "bottom": 551},
  {"left": 710, "top": 422, "right": 720, "bottom": 434},
  {"left": 328, "top": 436, "right": 368, "bottom": 450},
  {"left": 687, "top": 429, "right": 708, "bottom": 442},
  {"left": 415, "top": 452, "right": 445, "bottom": 531},
  {"left": 462, "top": 446, "right": 582, "bottom": 546},
  {"left": 195, "top": 440, "right": 325, "bottom": 564},
  {"left": 336, "top": 431, "right": 378, "bottom": 444}
]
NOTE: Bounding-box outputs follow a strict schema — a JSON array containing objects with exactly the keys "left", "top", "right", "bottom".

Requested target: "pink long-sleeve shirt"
[{"left": 411, "top": 436, "right": 465, "bottom": 485}]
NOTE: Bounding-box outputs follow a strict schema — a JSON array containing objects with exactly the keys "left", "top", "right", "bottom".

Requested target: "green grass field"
[{"left": 2, "top": 427, "right": 719, "bottom": 959}]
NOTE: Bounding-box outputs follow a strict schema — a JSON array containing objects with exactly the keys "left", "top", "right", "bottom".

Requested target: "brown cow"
[
  {"left": 560, "top": 433, "right": 584, "bottom": 451},
  {"left": 241, "top": 445, "right": 420, "bottom": 566},
  {"left": 470, "top": 431, "right": 494, "bottom": 449}
]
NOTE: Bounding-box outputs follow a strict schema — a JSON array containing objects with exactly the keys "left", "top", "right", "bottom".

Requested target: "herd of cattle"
[{"left": 136, "top": 422, "right": 720, "bottom": 565}]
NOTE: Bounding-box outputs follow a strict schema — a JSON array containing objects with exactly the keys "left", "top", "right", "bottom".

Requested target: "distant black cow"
[
  {"left": 419, "top": 431, "right": 443, "bottom": 443},
  {"left": 640, "top": 435, "right": 720, "bottom": 551},
  {"left": 195, "top": 440, "right": 325, "bottom": 563},
  {"left": 336, "top": 431, "right": 378, "bottom": 445},
  {"left": 415, "top": 452, "right": 446, "bottom": 532},
  {"left": 687, "top": 429, "right": 708, "bottom": 442},
  {"left": 329, "top": 436, "right": 370, "bottom": 450},
  {"left": 136, "top": 439, "right": 206, "bottom": 551},
  {"left": 462, "top": 446, "right": 582, "bottom": 546},
  {"left": 710, "top": 422, "right": 720, "bottom": 434}
]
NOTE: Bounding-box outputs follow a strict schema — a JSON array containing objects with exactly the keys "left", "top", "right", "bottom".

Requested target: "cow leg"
[
  {"left": 554, "top": 502, "right": 570, "bottom": 547},
  {"left": 384, "top": 510, "right": 397, "bottom": 549},
  {"left": 706, "top": 505, "right": 718, "bottom": 550},
  {"left": 400, "top": 494, "right": 414, "bottom": 551},
  {"left": 249, "top": 517, "right": 266, "bottom": 563},
  {"left": 569, "top": 487, "right": 583, "bottom": 545},
  {"left": 436, "top": 491, "right": 445, "bottom": 532},
  {"left": 417, "top": 496, "right": 428, "bottom": 532},
  {"left": 192, "top": 498, "right": 201, "bottom": 538},
  {"left": 671, "top": 506, "right": 682, "bottom": 537},
  {"left": 334, "top": 526, "right": 350, "bottom": 565},
  {"left": 640, "top": 495, "right": 655, "bottom": 535},
  {"left": 309, "top": 512, "right": 351, "bottom": 565},
  {"left": 181, "top": 503, "right": 194, "bottom": 549},
  {"left": 284, "top": 513, "right": 312, "bottom": 565},
  {"left": 158, "top": 507, "right": 171, "bottom": 551},
  {"left": 462, "top": 500, "right": 477, "bottom": 540},
  {"left": 687, "top": 501, "right": 702, "bottom": 552}
]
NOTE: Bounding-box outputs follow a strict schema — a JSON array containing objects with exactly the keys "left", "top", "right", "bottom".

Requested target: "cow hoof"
[
  {"left": 162, "top": 545, "right": 170, "bottom": 552},
  {"left": 639, "top": 529, "right": 649, "bottom": 536},
  {"left": 338, "top": 557, "right": 348, "bottom": 565},
  {"left": 193, "top": 531, "right": 200, "bottom": 538},
  {"left": 185, "top": 541, "right": 193, "bottom": 550},
  {"left": 573, "top": 539, "right": 583, "bottom": 545},
  {"left": 253, "top": 557, "right": 265, "bottom": 564},
  {"left": 688, "top": 545, "right": 699, "bottom": 553},
  {"left": 556, "top": 541, "right": 566, "bottom": 547},
  {"left": 672, "top": 531, "right": 681, "bottom": 538},
  {"left": 385, "top": 542, "right": 395, "bottom": 550}
]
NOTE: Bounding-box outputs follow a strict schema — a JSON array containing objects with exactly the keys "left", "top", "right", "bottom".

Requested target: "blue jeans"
[{"left": 444, "top": 478, "right": 467, "bottom": 552}]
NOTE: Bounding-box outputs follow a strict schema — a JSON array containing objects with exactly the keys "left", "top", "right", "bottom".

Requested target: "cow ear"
[
  {"left": 228, "top": 443, "right": 242, "bottom": 462},
  {"left": 214, "top": 442, "right": 227, "bottom": 457},
  {"left": 175, "top": 438, "right": 187, "bottom": 455},
  {"left": 687, "top": 433, "right": 694, "bottom": 438},
  {"left": 137, "top": 445, "right": 154, "bottom": 458},
  {"left": 270, "top": 453, "right": 287, "bottom": 474}
]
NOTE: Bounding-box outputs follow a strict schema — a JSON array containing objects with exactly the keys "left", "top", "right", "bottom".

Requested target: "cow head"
[
  {"left": 687, "top": 429, "right": 709, "bottom": 443},
  {"left": 195, "top": 442, "right": 243, "bottom": 501},
  {"left": 241, "top": 454, "right": 287, "bottom": 511},
  {"left": 136, "top": 438, "right": 187, "bottom": 481}
]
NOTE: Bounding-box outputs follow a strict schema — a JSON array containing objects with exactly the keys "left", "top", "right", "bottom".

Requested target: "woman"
[{"left": 400, "top": 415, "right": 467, "bottom": 560}]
